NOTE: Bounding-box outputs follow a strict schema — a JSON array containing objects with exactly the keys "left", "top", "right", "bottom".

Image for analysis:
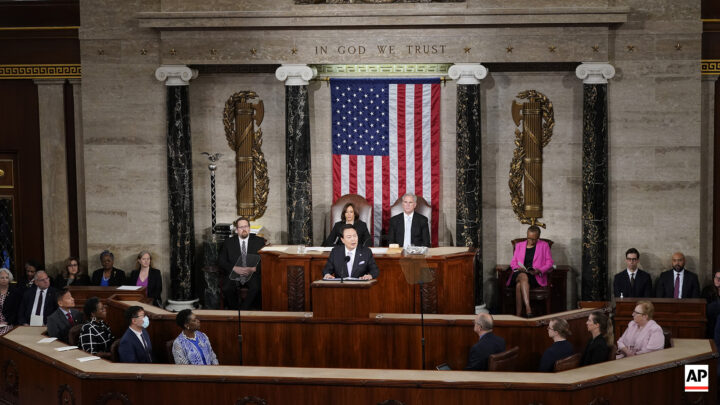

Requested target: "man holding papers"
[{"left": 323, "top": 225, "right": 379, "bottom": 280}]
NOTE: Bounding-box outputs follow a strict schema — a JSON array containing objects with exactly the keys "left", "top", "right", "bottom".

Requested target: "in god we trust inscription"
[{"left": 315, "top": 44, "right": 447, "bottom": 55}]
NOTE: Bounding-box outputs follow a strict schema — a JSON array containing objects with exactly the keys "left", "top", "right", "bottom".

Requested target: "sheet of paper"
[
  {"left": 305, "top": 247, "right": 333, "bottom": 252},
  {"left": 259, "top": 246, "right": 290, "bottom": 253},
  {"left": 324, "top": 277, "right": 363, "bottom": 281},
  {"left": 77, "top": 356, "right": 101, "bottom": 362},
  {"left": 37, "top": 337, "right": 58, "bottom": 344},
  {"left": 116, "top": 285, "right": 142, "bottom": 291},
  {"left": 370, "top": 247, "right": 388, "bottom": 255},
  {"left": 55, "top": 346, "right": 79, "bottom": 352}
]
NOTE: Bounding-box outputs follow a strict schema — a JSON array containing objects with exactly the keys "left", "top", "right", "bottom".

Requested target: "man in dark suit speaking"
[
  {"left": 388, "top": 193, "right": 430, "bottom": 248},
  {"left": 218, "top": 217, "right": 267, "bottom": 310},
  {"left": 323, "top": 225, "right": 379, "bottom": 280}
]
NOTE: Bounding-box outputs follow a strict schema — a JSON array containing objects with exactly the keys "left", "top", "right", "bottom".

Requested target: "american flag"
[{"left": 331, "top": 78, "right": 440, "bottom": 246}]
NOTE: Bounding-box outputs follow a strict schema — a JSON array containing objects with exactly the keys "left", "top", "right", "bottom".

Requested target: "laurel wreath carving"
[
  {"left": 223, "top": 91, "right": 269, "bottom": 220},
  {"left": 509, "top": 90, "right": 555, "bottom": 227}
]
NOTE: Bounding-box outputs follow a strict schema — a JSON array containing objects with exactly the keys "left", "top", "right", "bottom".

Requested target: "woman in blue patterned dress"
[{"left": 172, "top": 309, "right": 219, "bottom": 365}]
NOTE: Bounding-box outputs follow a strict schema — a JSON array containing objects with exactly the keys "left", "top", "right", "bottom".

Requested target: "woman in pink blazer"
[{"left": 507, "top": 226, "right": 554, "bottom": 317}]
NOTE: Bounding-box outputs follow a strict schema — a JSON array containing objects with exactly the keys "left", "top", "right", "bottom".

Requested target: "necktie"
[
  {"left": 630, "top": 273, "right": 635, "bottom": 289},
  {"left": 404, "top": 216, "right": 412, "bottom": 248},
  {"left": 142, "top": 333, "right": 152, "bottom": 361},
  {"left": 347, "top": 251, "right": 354, "bottom": 278},
  {"left": 35, "top": 290, "right": 44, "bottom": 316},
  {"left": 674, "top": 272, "right": 680, "bottom": 298},
  {"left": 66, "top": 312, "right": 74, "bottom": 325},
  {"left": 241, "top": 240, "right": 247, "bottom": 267}
]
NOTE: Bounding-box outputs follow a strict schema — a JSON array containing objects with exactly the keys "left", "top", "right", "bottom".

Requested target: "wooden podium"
[{"left": 311, "top": 279, "right": 380, "bottom": 318}]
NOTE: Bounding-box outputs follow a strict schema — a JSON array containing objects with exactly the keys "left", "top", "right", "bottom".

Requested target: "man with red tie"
[
  {"left": 47, "top": 288, "right": 83, "bottom": 342},
  {"left": 655, "top": 252, "right": 700, "bottom": 299}
]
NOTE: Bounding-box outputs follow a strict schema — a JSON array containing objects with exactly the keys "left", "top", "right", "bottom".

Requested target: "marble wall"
[{"left": 77, "top": 0, "right": 706, "bottom": 306}]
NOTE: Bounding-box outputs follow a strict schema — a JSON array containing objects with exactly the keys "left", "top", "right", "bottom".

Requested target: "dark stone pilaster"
[
  {"left": 581, "top": 83, "right": 609, "bottom": 301},
  {"left": 166, "top": 85, "right": 195, "bottom": 301},
  {"left": 456, "top": 84, "right": 482, "bottom": 248},
  {"left": 285, "top": 85, "right": 313, "bottom": 245}
]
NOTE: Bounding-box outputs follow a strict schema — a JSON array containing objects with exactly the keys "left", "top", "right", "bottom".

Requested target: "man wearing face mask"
[
  {"left": 218, "top": 217, "right": 267, "bottom": 310},
  {"left": 655, "top": 251, "right": 700, "bottom": 299},
  {"left": 118, "top": 305, "right": 153, "bottom": 363}
]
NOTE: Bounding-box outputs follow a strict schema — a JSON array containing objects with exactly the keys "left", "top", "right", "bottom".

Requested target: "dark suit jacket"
[
  {"left": 613, "top": 269, "right": 652, "bottom": 298},
  {"left": 1, "top": 285, "right": 22, "bottom": 325},
  {"left": 91, "top": 268, "right": 126, "bottom": 287},
  {"left": 118, "top": 327, "right": 153, "bottom": 363},
  {"left": 323, "top": 220, "right": 371, "bottom": 248},
  {"left": 655, "top": 269, "right": 701, "bottom": 299},
  {"left": 388, "top": 212, "right": 430, "bottom": 247},
  {"left": 53, "top": 274, "right": 91, "bottom": 289},
  {"left": 322, "top": 245, "right": 379, "bottom": 279},
  {"left": 465, "top": 332, "right": 506, "bottom": 371},
  {"left": 46, "top": 307, "right": 83, "bottom": 342},
  {"left": 128, "top": 268, "right": 163, "bottom": 306},
  {"left": 17, "top": 285, "right": 58, "bottom": 325},
  {"left": 538, "top": 340, "right": 574, "bottom": 372},
  {"left": 580, "top": 335, "right": 609, "bottom": 366},
  {"left": 218, "top": 234, "right": 267, "bottom": 275}
]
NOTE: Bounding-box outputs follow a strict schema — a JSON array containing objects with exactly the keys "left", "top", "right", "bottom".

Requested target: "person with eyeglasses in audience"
[
  {"left": 613, "top": 248, "right": 652, "bottom": 298},
  {"left": 118, "top": 305, "right": 153, "bottom": 363},
  {"left": 54, "top": 257, "right": 91, "bottom": 288},
  {"left": 17, "top": 270, "right": 57, "bottom": 326},
  {"left": 616, "top": 300, "right": 664, "bottom": 359},
  {"left": 0, "top": 268, "right": 21, "bottom": 335},
  {"left": 580, "top": 311, "right": 613, "bottom": 366},
  {"left": 91, "top": 250, "right": 126, "bottom": 287},
  {"left": 538, "top": 318, "right": 574, "bottom": 372}
]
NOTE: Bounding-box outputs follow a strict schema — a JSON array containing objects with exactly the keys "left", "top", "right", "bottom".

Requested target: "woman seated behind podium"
[
  {"left": 580, "top": 311, "right": 612, "bottom": 366},
  {"left": 323, "top": 202, "right": 371, "bottom": 248},
  {"left": 79, "top": 297, "right": 115, "bottom": 359},
  {"left": 127, "top": 251, "right": 163, "bottom": 307},
  {"left": 507, "top": 225, "right": 554, "bottom": 318},
  {"left": 53, "top": 256, "right": 91, "bottom": 289},
  {"left": 539, "top": 317, "right": 574, "bottom": 372},
  {"left": 172, "top": 309, "right": 219, "bottom": 365},
  {"left": 616, "top": 300, "right": 665, "bottom": 359}
]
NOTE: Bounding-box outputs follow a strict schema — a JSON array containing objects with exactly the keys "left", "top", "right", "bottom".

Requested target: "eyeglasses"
[
  {"left": 626, "top": 258, "right": 639, "bottom": 262},
  {"left": 632, "top": 311, "right": 646, "bottom": 316}
]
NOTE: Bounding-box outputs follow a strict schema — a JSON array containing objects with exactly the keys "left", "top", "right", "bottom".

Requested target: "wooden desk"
[
  {"left": 615, "top": 298, "right": 706, "bottom": 340},
  {"left": 495, "top": 265, "right": 569, "bottom": 315},
  {"left": 67, "top": 286, "right": 150, "bottom": 307},
  {"left": 261, "top": 246, "right": 475, "bottom": 314},
  {"left": 311, "top": 279, "right": 381, "bottom": 318},
  {"left": 105, "top": 298, "right": 606, "bottom": 371},
  {"left": 1, "top": 326, "right": 715, "bottom": 405}
]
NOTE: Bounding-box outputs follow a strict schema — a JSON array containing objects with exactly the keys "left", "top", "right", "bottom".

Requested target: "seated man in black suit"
[
  {"left": 465, "top": 313, "right": 505, "bottom": 371},
  {"left": 218, "top": 216, "right": 267, "bottom": 310},
  {"left": 613, "top": 248, "right": 652, "bottom": 298},
  {"left": 17, "top": 270, "right": 57, "bottom": 326},
  {"left": 323, "top": 225, "right": 379, "bottom": 280},
  {"left": 387, "top": 193, "right": 430, "bottom": 248},
  {"left": 118, "top": 305, "right": 153, "bottom": 363},
  {"left": 655, "top": 251, "right": 700, "bottom": 299},
  {"left": 46, "top": 288, "right": 83, "bottom": 342}
]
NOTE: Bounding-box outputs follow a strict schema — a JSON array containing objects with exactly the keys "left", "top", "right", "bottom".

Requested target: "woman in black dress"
[
  {"left": 54, "top": 256, "right": 91, "bottom": 288},
  {"left": 580, "top": 311, "right": 612, "bottom": 366},
  {"left": 323, "top": 202, "right": 371, "bottom": 247}
]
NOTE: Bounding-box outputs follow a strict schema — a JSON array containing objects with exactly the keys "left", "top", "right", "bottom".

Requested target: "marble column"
[
  {"left": 35, "top": 79, "right": 71, "bottom": 274},
  {"left": 68, "top": 79, "right": 88, "bottom": 267},
  {"left": 449, "top": 63, "right": 488, "bottom": 306},
  {"left": 276, "top": 64, "right": 316, "bottom": 245},
  {"left": 155, "top": 65, "right": 198, "bottom": 302},
  {"left": 575, "top": 62, "right": 615, "bottom": 301}
]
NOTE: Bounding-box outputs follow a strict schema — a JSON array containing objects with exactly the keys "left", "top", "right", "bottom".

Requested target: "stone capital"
[
  {"left": 155, "top": 65, "right": 198, "bottom": 86},
  {"left": 275, "top": 64, "right": 317, "bottom": 86},
  {"left": 448, "top": 63, "right": 488, "bottom": 85},
  {"left": 575, "top": 62, "right": 615, "bottom": 84}
]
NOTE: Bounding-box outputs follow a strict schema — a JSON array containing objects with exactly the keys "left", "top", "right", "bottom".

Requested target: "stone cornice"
[
  {"left": 575, "top": 62, "right": 615, "bottom": 85},
  {"left": 137, "top": 7, "right": 628, "bottom": 29},
  {"left": 276, "top": 64, "right": 317, "bottom": 86},
  {"left": 155, "top": 65, "right": 198, "bottom": 86},
  {"left": 448, "top": 63, "right": 488, "bottom": 85}
]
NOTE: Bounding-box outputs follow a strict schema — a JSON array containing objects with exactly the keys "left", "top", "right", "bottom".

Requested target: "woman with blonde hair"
[
  {"left": 538, "top": 317, "right": 574, "bottom": 372},
  {"left": 127, "top": 251, "right": 163, "bottom": 307},
  {"left": 616, "top": 300, "right": 664, "bottom": 358}
]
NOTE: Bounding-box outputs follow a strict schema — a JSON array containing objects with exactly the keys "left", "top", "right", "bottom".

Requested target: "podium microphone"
[{"left": 343, "top": 255, "right": 350, "bottom": 283}]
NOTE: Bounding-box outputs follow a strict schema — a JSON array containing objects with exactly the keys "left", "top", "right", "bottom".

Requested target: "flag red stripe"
[
  {"left": 430, "top": 83, "right": 441, "bottom": 246},
  {"left": 414, "top": 84, "right": 423, "bottom": 194},
  {"left": 333, "top": 154, "right": 341, "bottom": 202},
  {"left": 349, "top": 155, "right": 357, "bottom": 194},
  {"left": 365, "top": 157, "right": 374, "bottom": 237},
  {"left": 382, "top": 155, "right": 391, "bottom": 239},
  {"left": 396, "top": 84, "right": 406, "bottom": 198}
]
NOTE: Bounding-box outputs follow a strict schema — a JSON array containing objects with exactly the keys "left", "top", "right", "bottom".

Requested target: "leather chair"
[
  {"left": 554, "top": 352, "right": 581, "bottom": 372},
  {"left": 110, "top": 340, "right": 120, "bottom": 362},
  {"left": 498, "top": 238, "right": 554, "bottom": 316},
  {"left": 165, "top": 340, "right": 175, "bottom": 364},
  {"left": 67, "top": 324, "right": 83, "bottom": 347},
  {"left": 389, "top": 195, "right": 432, "bottom": 239},
  {"left": 662, "top": 328, "right": 672, "bottom": 348},
  {"left": 487, "top": 346, "right": 520, "bottom": 371},
  {"left": 328, "top": 194, "right": 373, "bottom": 235},
  {"left": 608, "top": 343, "right": 618, "bottom": 361}
]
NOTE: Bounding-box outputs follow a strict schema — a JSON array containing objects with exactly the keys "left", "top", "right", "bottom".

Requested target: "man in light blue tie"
[{"left": 387, "top": 193, "right": 430, "bottom": 248}]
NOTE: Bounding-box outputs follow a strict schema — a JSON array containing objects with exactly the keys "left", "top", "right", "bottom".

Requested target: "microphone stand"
[{"left": 343, "top": 255, "right": 350, "bottom": 284}]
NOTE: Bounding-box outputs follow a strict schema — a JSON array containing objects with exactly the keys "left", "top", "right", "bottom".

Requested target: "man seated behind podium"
[
  {"left": 218, "top": 216, "right": 267, "bottom": 310},
  {"left": 388, "top": 193, "right": 430, "bottom": 248},
  {"left": 465, "top": 313, "right": 505, "bottom": 371},
  {"left": 655, "top": 252, "right": 700, "bottom": 299},
  {"left": 323, "top": 225, "right": 379, "bottom": 280},
  {"left": 613, "top": 248, "right": 652, "bottom": 298}
]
